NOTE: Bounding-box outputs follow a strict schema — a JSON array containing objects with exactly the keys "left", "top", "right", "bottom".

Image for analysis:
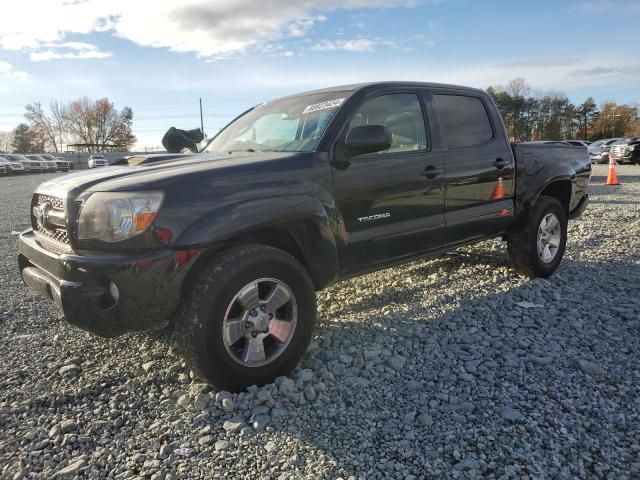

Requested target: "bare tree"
[
  {"left": 63, "top": 97, "right": 136, "bottom": 151},
  {"left": 49, "top": 101, "right": 66, "bottom": 151},
  {"left": 24, "top": 102, "right": 59, "bottom": 153},
  {"left": 0, "top": 131, "right": 13, "bottom": 152},
  {"left": 506, "top": 78, "right": 530, "bottom": 98}
]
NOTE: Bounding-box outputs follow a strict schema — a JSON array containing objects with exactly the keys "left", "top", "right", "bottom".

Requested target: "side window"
[
  {"left": 348, "top": 94, "right": 427, "bottom": 154},
  {"left": 433, "top": 94, "right": 493, "bottom": 149}
]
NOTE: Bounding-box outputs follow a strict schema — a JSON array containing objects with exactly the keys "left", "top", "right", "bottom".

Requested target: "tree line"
[
  {"left": 487, "top": 78, "right": 640, "bottom": 142},
  {"left": 2, "top": 97, "right": 136, "bottom": 154}
]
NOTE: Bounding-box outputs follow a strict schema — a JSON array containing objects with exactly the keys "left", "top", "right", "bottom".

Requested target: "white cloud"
[
  {"left": 190, "top": 54, "right": 638, "bottom": 98},
  {"left": 0, "top": 0, "right": 422, "bottom": 59},
  {"left": 312, "top": 38, "right": 376, "bottom": 52},
  {"left": 0, "top": 60, "right": 29, "bottom": 81},
  {"left": 579, "top": 1, "right": 640, "bottom": 13},
  {"left": 30, "top": 50, "right": 112, "bottom": 61},
  {"left": 30, "top": 42, "right": 112, "bottom": 62}
]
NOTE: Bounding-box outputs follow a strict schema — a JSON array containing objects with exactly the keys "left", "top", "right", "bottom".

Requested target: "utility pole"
[
  {"left": 199, "top": 98, "right": 205, "bottom": 137},
  {"left": 611, "top": 107, "right": 618, "bottom": 137}
]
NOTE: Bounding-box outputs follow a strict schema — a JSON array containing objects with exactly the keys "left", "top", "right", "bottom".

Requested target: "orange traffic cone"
[
  {"left": 491, "top": 177, "right": 505, "bottom": 200},
  {"left": 605, "top": 156, "right": 619, "bottom": 186}
]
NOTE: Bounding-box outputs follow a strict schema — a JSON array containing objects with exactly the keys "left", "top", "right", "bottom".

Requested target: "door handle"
[
  {"left": 493, "top": 158, "right": 508, "bottom": 169},
  {"left": 421, "top": 165, "right": 441, "bottom": 180}
]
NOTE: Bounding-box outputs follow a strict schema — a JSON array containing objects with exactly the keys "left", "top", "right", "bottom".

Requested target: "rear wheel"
[
  {"left": 507, "top": 195, "right": 568, "bottom": 278},
  {"left": 176, "top": 245, "right": 316, "bottom": 391}
]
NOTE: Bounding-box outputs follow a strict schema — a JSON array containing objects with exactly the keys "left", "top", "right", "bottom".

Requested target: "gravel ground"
[{"left": 0, "top": 165, "right": 639, "bottom": 480}]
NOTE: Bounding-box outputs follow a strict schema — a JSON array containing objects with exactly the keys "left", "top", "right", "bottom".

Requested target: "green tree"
[
  {"left": 10, "top": 123, "right": 34, "bottom": 153},
  {"left": 577, "top": 98, "right": 598, "bottom": 139}
]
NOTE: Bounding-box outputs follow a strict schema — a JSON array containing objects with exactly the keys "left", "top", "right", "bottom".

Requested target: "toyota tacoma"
[{"left": 18, "top": 82, "right": 590, "bottom": 391}]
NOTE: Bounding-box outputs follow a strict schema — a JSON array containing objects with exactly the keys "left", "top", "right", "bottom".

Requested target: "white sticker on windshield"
[{"left": 302, "top": 98, "right": 345, "bottom": 115}]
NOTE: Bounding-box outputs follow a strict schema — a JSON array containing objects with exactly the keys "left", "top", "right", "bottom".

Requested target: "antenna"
[{"left": 200, "top": 98, "right": 205, "bottom": 137}]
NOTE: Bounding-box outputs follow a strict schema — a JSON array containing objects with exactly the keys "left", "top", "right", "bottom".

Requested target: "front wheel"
[
  {"left": 507, "top": 195, "right": 568, "bottom": 278},
  {"left": 176, "top": 245, "right": 316, "bottom": 391}
]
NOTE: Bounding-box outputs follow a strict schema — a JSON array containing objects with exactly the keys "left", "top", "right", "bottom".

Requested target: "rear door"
[
  {"left": 331, "top": 89, "right": 445, "bottom": 273},
  {"left": 430, "top": 91, "right": 515, "bottom": 243}
]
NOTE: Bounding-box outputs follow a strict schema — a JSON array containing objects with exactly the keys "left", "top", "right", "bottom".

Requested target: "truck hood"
[
  {"left": 113, "top": 152, "right": 193, "bottom": 166},
  {"left": 35, "top": 151, "right": 297, "bottom": 199}
]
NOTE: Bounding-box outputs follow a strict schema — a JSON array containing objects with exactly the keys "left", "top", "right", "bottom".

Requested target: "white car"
[
  {"left": 55, "top": 156, "right": 74, "bottom": 170},
  {"left": 4, "top": 154, "right": 42, "bottom": 173},
  {"left": 27, "top": 155, "right": 57, "bottom": 173},
  {"left": 40, "top": 154, "right": 71, "bottom": 172},
  {"left": 588, "top": 138, "right": 622, "bottom": 164},
  {"left": 88, "top": 154, "right": 109, "bottom": 168},
  {"left": 0, "top": 155, "right": 26, "bottom": 174}
]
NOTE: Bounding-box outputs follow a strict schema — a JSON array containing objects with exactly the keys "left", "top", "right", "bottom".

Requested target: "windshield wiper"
[{"left": 226, "top": 148, "right": 274, "bottom": 153}]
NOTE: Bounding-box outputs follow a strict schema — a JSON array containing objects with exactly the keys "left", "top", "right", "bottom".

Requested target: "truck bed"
[{"left": 512, "top": 142, "right": 591, "bottom": 217}]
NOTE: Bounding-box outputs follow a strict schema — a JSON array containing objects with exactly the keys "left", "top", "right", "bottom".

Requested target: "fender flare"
[{"left": 175, "top": 194, "right": 339, "bottom": 289}]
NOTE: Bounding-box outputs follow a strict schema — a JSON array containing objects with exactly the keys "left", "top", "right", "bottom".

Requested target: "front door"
[{"left": 331, "top": 91, "right": 446, "bottom": 274}]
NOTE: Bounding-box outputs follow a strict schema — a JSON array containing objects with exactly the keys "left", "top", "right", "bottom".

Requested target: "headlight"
[
  {"left": 628, "top": 145, "right": 636, "bottom": 151},
  {"left": 77, "top": 191, "right": 164, "bottom": 242}
]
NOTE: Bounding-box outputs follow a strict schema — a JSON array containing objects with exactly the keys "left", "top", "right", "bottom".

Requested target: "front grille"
[
  {"left": 36, "top": 194, "right": 64, "bottom": 210},
  {"left": 32, "top": 194, "right": 69, "bottom": 246},
  {"left": 610, "top": 144, "right": 626, "bottom": 158}
]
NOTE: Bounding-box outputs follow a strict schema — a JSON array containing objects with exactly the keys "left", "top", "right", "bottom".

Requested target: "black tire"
[
  {"left": 507, "top": 195, "right": 568, "bottom": 278},
  {"left": 176, "top": 245, "right": 316, "bottom": 391}
]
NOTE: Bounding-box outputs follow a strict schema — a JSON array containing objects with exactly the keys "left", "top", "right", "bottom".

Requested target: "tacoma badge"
[{"left": 357, "top": 212, "right": 391, "bottom": 223}]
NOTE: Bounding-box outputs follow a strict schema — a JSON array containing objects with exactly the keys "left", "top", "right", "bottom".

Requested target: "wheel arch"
[
  {"left": 539, "top": 179, "right": 573, "bottom": 214},
  {"left": 175, "top": 196, "right": 340, "bottom": 293}
]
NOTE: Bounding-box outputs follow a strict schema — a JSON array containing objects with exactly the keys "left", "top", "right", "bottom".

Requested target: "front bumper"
[
  {"left": 568, "top": 193, "right": 589, "bottom": 220},
  {"left": 18, "top": 229, "right": 197, "bottom": 337}
]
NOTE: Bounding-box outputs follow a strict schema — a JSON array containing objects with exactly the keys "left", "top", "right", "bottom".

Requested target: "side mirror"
[{"left": 344, "top": 125, "right": 392, "bottom": 157}]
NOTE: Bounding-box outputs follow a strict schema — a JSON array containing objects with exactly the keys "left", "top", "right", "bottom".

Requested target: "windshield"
[
  {"left": 204, "top": 91, "right": 351, "bottom": 153},
  {"left": 7, "top": 154, "right": 29, "bottom": 161}
]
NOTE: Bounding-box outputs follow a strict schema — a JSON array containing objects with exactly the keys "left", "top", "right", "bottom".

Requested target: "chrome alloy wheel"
[
  {"left": 222, "top": 278, "right": 297, "bottom": 367},
  {"left": 537, "top": 213, "right": 562, "bottom": 264}
]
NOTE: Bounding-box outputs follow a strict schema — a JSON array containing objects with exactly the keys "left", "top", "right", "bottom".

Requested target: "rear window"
[{"left": 433, "top": 94, "right": 493, "bottom": 149}]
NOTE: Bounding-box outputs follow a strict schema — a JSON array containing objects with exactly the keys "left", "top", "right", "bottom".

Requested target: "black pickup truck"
[{"left": 18, "top": 82, "right": 590, "bottom": 390}]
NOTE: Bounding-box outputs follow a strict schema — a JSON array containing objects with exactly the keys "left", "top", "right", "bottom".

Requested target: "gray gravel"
[{"left": 1, "top": 165, "right": 639, "bottom": 479}]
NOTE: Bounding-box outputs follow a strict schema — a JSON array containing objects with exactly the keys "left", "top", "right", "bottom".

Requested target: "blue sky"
[{"left": 0, "top": 0, "right": 639, "bottom": 149}]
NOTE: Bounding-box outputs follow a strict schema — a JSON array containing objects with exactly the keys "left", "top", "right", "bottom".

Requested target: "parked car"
[
  {"left": 0, "top": 162, "right": 6, "bottom": 176},
  {"left": 564, "top": 140, "right": 592, "bottom": 147},
  {"left": 0, "top": 155, "right": 26, "bottom": 174},
  {"left": 88, "top": 154, "right": 109, "bottom": 168},
  {"left": 528, "top": 141, "right": 572, "bottom": 145},
  {"left": 5, "top": 154, "right": 42, "bottom": 173},
  {"left": 39, "top": 154, "right": 71, "bottom": 172},
  {"left": 55, "top": 156, "right": 74, "bottom": 170},
  {"left": 27, "top": 155, "right": 57, "bottom": 173},
  {"left": 588, "top": 138, "right": 622, "bottom": 164},
  {"left": 609, "top": 137, "right": 640, "bottom": 164},
  {"left": 18, "top": 81, "right": 591, "bottom": 391}
]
